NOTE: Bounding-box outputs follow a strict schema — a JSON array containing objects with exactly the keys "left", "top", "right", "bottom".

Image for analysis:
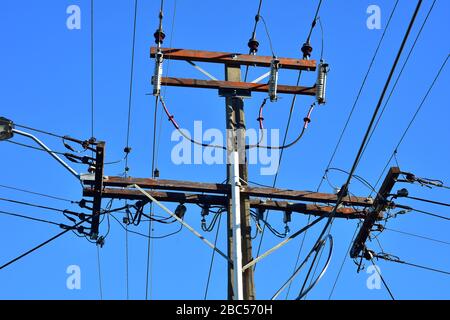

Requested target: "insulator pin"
[
  {"left": 301, "top": 42, "right": 313, "bottom": 59},
  {"left": 248, "top": 38, "right": 259, "bottom": 55},
  {"left": 153, "top": 30, "right": 166, "bottom": 45}
]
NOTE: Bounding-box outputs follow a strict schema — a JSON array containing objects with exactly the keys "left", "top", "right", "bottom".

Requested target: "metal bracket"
[{"left": 219, "top": 88, "right": 252, "bottom": 98}]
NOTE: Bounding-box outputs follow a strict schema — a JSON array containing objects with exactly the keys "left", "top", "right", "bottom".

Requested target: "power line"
[
  {"left": 371, "top": 53, "right": 449, "bottom": 193},
  {"left": 328, "top": 224, "right": 359, "bottom": 299},
  {"left": 369, "top": 255, "right": 395, "bottom": 300},
  {"left": 124, "top": 0, "right": 139, "bottom": 174},
  {"left": 286, "top": 2, "right": 399, "bottom": 291},
  {"left": 0, "top": 184, "right": 77, "bottom": 203},
  {"left": 156, "top": 0, "right": 178, "bottom": 169},
  {"left": 96, "top": 245, "right": 104, "bottom": 300},
  {"left": 204, "top": 212, "right": 223, "bottom": 300},
  {"left": 0, "top": 197, "right": 77, "bottom": 215},
  {"left": 376, "top": 254, "right": 450, "bottom": 276},
  {"left": 384, "top": 227, "right": 450, "bottom": 247},
  {"left": 0, "top": 210, "right": 61, "bottom": 227},
  {"left": 254, "top": 0, "right": 324, "bottom": 271},
  {"left": 5, "top": 140, "right": 73, "bottom": 157},
  {"left": 90, "top": 0, "right": 95, "bottom": 141},
  {"left": 298, "top": 0, "right": 424, "bottom": 292},
  {"left": 360, "top": 0, "right": 437, "bottom": 160},
  {"left": 316, "top": 0, "right": 400, "bottom": 192},
  {"left": 90, "top": 0, "right": 103, "bottom": 301},
  {"left": 0, "top": 212, "right": 98, "bottom": 271},
  {"left": 404, "top": 195, "right": 450, "bottom": 208},
  {"left": 13, "top": 123, "right": 66, "bottom": 139},
  {"left": 400, "top": 206, "right": 450, "bottom": 221},
  {"left": 122, "top": 0, "right": 139, "bottom": 301}
]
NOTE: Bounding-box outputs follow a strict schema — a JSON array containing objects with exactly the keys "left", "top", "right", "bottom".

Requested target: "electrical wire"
[
  {"left": 13, "top": 123, "right": 66, "bottom": 140},
  {"left": 360, "top": 0, "right": 437, "bottom": 161},
  {"left": 246, "top": 102, "right": 315, "bottom": 149},
  {"left": 396, "top": 205, "right": 450, "bottom": 221},
  {"left": 124, "top": 0, "right": 139, "bottom": 175},
  {"left": 0, "top": 209, "right": 62, "bottom": 227},
  {"left": 375, "top": 253, "right": 450, "bottom": 276},
  {"left": 110, "top": 213, "right": 183, "bottom": 239},
  {"left": 371, "top": 54, "right": 449, "bottom": 194},
  {"left": 254, "top": 0, "right": 325, "bottom": 271},
  {"left": 159, "top": 95, "right": 226, "bottom": 150},
  {"left": 0, "top": 184, "right": 77, "bottom": 203},
  {"left": 328, "top": 224, "right": 359, "bottom": 299},
  {"left": 369, "top": 255, "right": 395, "bottom": 300},
  {"left": 296, "top": 235, "right": 333, "bottom": 300},
  {"left": 5, "top": 140, "right": 76, "bottom": 157},
  {"left": 384, "top": 227, "right": 450, "bottom": 247},
  {"left": 258, "top": 15, "right": 275, "bottom": 57},
  {"left": 0, "top": 197, "right": 82, "bottom": 216},
  {"left": 243, "top": 0, "right": 264, "bottom": 82},
  {"left": 204, "top": 212, "right": 223, "bottom": 300},
  {"left": 155, "top": 0, "right": 178, "bottom": 171},
  {"left": 294, "top": 0, "right": 424, "bottom": 295},
  {"left": 316, "top": 0, "right": 400, "bottom": 192},
  {"left": 0, "top": 211, "right": 100, "bottom": 271},
  {"left": 403, "top": 196, "right": 450, "bottom": 208}
]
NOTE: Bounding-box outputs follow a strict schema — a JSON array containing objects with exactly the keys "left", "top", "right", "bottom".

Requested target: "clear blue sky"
[{"left": 0, "top": 0, "right": 449, "bottom": 300}]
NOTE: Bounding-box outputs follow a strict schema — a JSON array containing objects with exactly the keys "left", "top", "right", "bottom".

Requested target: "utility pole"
[
  {"left": 80, "top": 46, "right": 382, "bottom": 300},
  {"left": 224, "top": 64, "right": 254, "bottom": 300},
  {"left": 350, "top": 167, "right": 400, "bottom": 259}
]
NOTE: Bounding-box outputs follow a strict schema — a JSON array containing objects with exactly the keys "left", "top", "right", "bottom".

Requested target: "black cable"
[
  {"left": 371, "top": 54, "right": 449, "bottom": 194},
  {"left": 258, "top": 15, "right": 275, "bottom": 57},
  {"left": 0, "top": 211, "right": 98, "bottom": 271},
  {"left": 305, "top": 0, "right": 324, "bottom": 43},
  {"left": 296, "top": 235, "right": 333, "bottom": 300},
  {"left": 369, "top": 256, "right": 395, "bottom": 300},
  {"left": 384, "top": 227, "right": 450, "bottom": 247},
  {"left": 90, "top": 0, "right": 95, "bottom": 141},
  {"left": 13, "top": 123, "right": 66, "bottom": 139},
  {"left": 247, "top": 103, "right": 315, "bottom": 149},
  {"left": 6, "top": 140, "right": 74, "bottom": 157},
  {"left": 146, "top": 0, "right": 165, "bottom": 291},
  {"left": 0, "top": 184, "right": 77, "bottom": 203},
  {"left": 376, "top": 253, "right": 450, "bottom": 276},
  {"left": 360, "top": 0, "right": 437, "bottom": 160},
  {"left": 296, "top": 0, "right": 424, "bottom": 295},
  {"left": 396, "top": 205, "right": 450, "bottom": 221},
  {"left": 404, "top": 196, "right": 450, "bottom": 208},
  {"left": 316, "top": 0, "right": 400, "bottom": 192},
  {"left": 124, "top": 0, "right": 139, "bottom": 175},
  {"left": 0, "top": 197, "right": 79, "bottom": 216},
  {"left": 285, "top": 215, "right": 311, "bottom": 299},
  {"left": 110, "top": 213, "right": 182, "bottom": 239},
  {"left": 254, "top": 0, "right": 325, "bottom": 270},
  {"left": 328, "top": 224, "right": 359, "bottom": 299},
  {"left": 243, "top": 0, "right": 264, "bottom": 81},
  {"left": 204, "top": 212, "right": 223, "bottom": 300},
  {"left": 0, "top": 209, "right": 61, "bottom": 226}
]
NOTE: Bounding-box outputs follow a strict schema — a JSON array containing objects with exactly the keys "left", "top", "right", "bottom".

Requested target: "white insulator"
[
  {"left": 316, "top": 61, "right": 329, "bottom": 105},
  {"left": 268, "top": 58, "right": 280, "bottom": 102},
  {"left": 152, "top": 51, "right": 164, "bottom": 96}
]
